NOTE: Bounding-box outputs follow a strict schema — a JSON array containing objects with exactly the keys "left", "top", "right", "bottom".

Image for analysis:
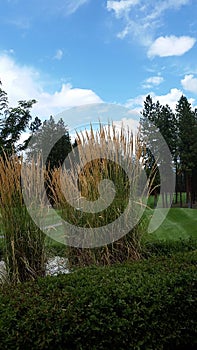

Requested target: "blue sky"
[{"left": 0, "top": 0, "right": 197, "bottom": 129}]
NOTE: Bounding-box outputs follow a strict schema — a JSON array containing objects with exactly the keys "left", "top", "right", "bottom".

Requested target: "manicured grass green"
[
  {"left": 1, "top": 206, "right": 197, "bottom": 248},
  {"left": 144, "top": 207, "right": 197, "bottom": 242}
]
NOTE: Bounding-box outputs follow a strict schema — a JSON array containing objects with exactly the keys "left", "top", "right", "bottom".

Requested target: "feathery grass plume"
[
  {"left": 47, "top": 122, "right": 148, "bottom": 267},
  {"left": 0, "top": 154, "right": 46, "bottom": 284}
]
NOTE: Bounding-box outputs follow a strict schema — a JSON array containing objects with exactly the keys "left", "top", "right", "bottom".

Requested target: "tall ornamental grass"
[
  {"left": 47, "top": 123, "right": 148, "bottom": 267},
  {"left": 0, "top": 154, "right": 46, "bottom": 284}
]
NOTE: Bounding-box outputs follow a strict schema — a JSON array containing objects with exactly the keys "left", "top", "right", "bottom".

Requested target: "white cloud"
[
  {"left": 106, "top": 0, "right": 191, "bottom": 50},
  {"left": 148, "top": 35, "right": 196, "bottom": 57},
  {"left": 6, "top": 17, "right": 30, "bottom": 29},
  {"left": 5, "top": 0, "right": 90, "bottom": 26},
  {"left": 0, "top": 53, "right": 103, "bottom": 119},
  {"left": 181, "top": 74, "right": 197, "bottom": 94},
  {"left": 125, "top": 93, "right": 147, "bottom": 111},
  {"left": 37, "top": 84, "right": 103, "bottom": 117},
  {"left": 142, "top": 0, "right": 190, "bottom": 22},
  {"left": 64, "top": 0, "right": 89, "bottom": 15},
  {"left": 113, "top": 117, "right": 140, "bottom": 134},
  {"left": 117, "top": 26, "right": 129, "bottom": 39},
  {"left": 153, "top": 88, "right": 184, "bottom": 109},
  {"left": 126, "top": 88, "right": 187, "bottom": 111},
  {"left": 0, "top": 54, "right": 42, "bottom": 106},
  {"left": 170, "top": 0, "right": 191, "bottom": 8},
  {"left": 107, "top": 0, "right": 140, "bottom": 17},
  {"left": 143, "top": 75, "right": 164, "bottom": 88},
  {"left": 54, "top": 49, "right": 63, "bottom": 60}
]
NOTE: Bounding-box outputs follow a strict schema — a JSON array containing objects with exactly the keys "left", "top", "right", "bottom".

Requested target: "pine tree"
[
  {"left": 140, "top": 95, "right": 160, "bottom": 206},
  {"left": 175, "top": 96, "right": 197, "bottom": 207},
  {"left": 140, "top": 96, "right": 176, "bottom": 207},
  {"left": 26, "top": 115, "right": 72, "bottom": 169}
]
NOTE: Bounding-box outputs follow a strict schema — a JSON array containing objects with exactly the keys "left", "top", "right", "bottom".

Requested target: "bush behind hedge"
[
  {"left": 142, "top": 237, "right": 197, "bottom": 258},
  {"left": 0, "top": 252, "right": 196, "bottom": 350}
]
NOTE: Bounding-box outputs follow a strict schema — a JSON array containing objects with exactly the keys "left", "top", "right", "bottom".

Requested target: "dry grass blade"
[
  {"left": 48, "top": 122, "right": 148, "bottom": 267},
  {"left": 0, "top": 154, "right": 46, "bottom": 284}
]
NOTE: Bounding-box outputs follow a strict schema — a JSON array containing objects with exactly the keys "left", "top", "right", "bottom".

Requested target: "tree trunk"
[{"left": 175, "top": 162, "right": 178, "bottom": 204}]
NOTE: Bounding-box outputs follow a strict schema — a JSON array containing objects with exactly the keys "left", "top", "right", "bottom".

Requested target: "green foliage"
[
  {"left": 176, "top": 95, "right": 197, "bottom": 171},
  {"left": 140, "top": 94, "right": 197, "bottom": 207},
  {"left": 0, "top": 252, "right": 196, "bottom": 349},
  {"left": 45, "top": 237, "right": 68, "bottom": 258},
  {"left": 140, "top": 95, "right": 177, "bottom": 167},
  {"left": 142, "top": 237, "right": 197, "bottom": 258},
  {"left": 26, "top": 115, "right": 72, "bottom": 207},
  {"left": 26, "top": 115, "right": 72, "bottom": 170},
  {"left": 0, "top": 82, "right": 8, "bottom": 111},
  {"left": 0, "top": 80, "right": 37, "bottom": 155}
]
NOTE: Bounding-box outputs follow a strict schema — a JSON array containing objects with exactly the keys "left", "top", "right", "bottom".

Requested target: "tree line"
[
  {"left": 140, "top": 94, "right": 197, "bottom": 208},
  {"left": 1, "top": 80, "right": 197, "bottom": 208}
]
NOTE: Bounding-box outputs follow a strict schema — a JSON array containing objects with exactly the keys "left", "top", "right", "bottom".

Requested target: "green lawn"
[
  {"left": 1, "top": 206, "right": 197, "bottom": 244},
  {"left": 144, "top": 207, "right": 197, "bottom": 242}
]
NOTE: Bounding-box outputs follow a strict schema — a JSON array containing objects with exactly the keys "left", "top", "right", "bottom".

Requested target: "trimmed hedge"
[{"left": 0, "top": 252, "right": 196, "bottom": 350}]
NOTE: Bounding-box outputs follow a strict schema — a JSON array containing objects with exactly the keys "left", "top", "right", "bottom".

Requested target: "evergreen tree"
[
  {"left": 175, "top": 95, "right": 197, "bottom": 207},
  {"left": 26, "top": 115, "right": 72, "bottom": 169},
  {"left": 139, "top": 95, "right": 160, "bottom": 205},
  {"left": 157, "top": 104, "right": 177, "bottom": 158},
  {"left": 140, "top": 96, "right": 176, "bottom": 207}
]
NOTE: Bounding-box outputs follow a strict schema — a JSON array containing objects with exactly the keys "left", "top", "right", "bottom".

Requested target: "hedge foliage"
[
  {"left": 0, "top": 252, "right": 196, "bottom": 350},
  {"left": 142, "top": 237, "right": 197, "bottom": 258}
]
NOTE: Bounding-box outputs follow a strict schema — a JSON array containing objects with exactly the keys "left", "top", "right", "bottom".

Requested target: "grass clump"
[
  {"left": 46, "top": 123, "right": 148, "bottom": 268},
  {"left": 0, "top": 155, "right": 46, "bottom": 284}
]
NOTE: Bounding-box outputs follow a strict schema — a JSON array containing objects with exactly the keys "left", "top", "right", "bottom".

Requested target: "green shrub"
[
  {"left": 142, "top": 237, "right": 197, "bottom": 258},
  {"left": 0, "top": 252, "right": 196, "bottom": 349}
]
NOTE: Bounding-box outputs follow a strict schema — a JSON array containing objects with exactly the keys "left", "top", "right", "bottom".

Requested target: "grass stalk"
[
  {"left": 47, "top": 123, "right": 148, "bottom": 267},
  {"left": 0, "top": 154, "right": 46, "bottom": 284}
]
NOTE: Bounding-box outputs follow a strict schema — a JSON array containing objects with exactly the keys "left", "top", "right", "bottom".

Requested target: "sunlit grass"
[
  {"left": 46, "top": 122, "right": 148, "bottom": 267},
  {"left": 0, "top": 154, "right": 46, "bottom": 284},
  {"left": 144, "top": 207, "right": 197, "bottom": 242}
]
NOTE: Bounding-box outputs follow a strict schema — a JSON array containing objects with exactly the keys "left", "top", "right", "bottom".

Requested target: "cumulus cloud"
[
  {"left": 0, "top": 53, "right": 103, "bottom": 119},
  {"left": 153, "top": 88, "right": 184, "bottom": 109},
  {"left": 125, "top": 94, "right": 146, "bottom": 111},
  {"left": 148, "top": 35, "right": 196, "bottom": 57},
  {"left": 142, "top": 75, "right": 164, "bottom": 88},
  {"left": 181, "top": 74, "right": 197, "bottom": 94},
  {"left": 37, "top": 84, "right": 103, "bottom": 117},
  {"left": 125, "top": 88, "right": 191, "bottom": 111},
  {"left": 0, "top": 53, "right": 41, "bottom": 106}
]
